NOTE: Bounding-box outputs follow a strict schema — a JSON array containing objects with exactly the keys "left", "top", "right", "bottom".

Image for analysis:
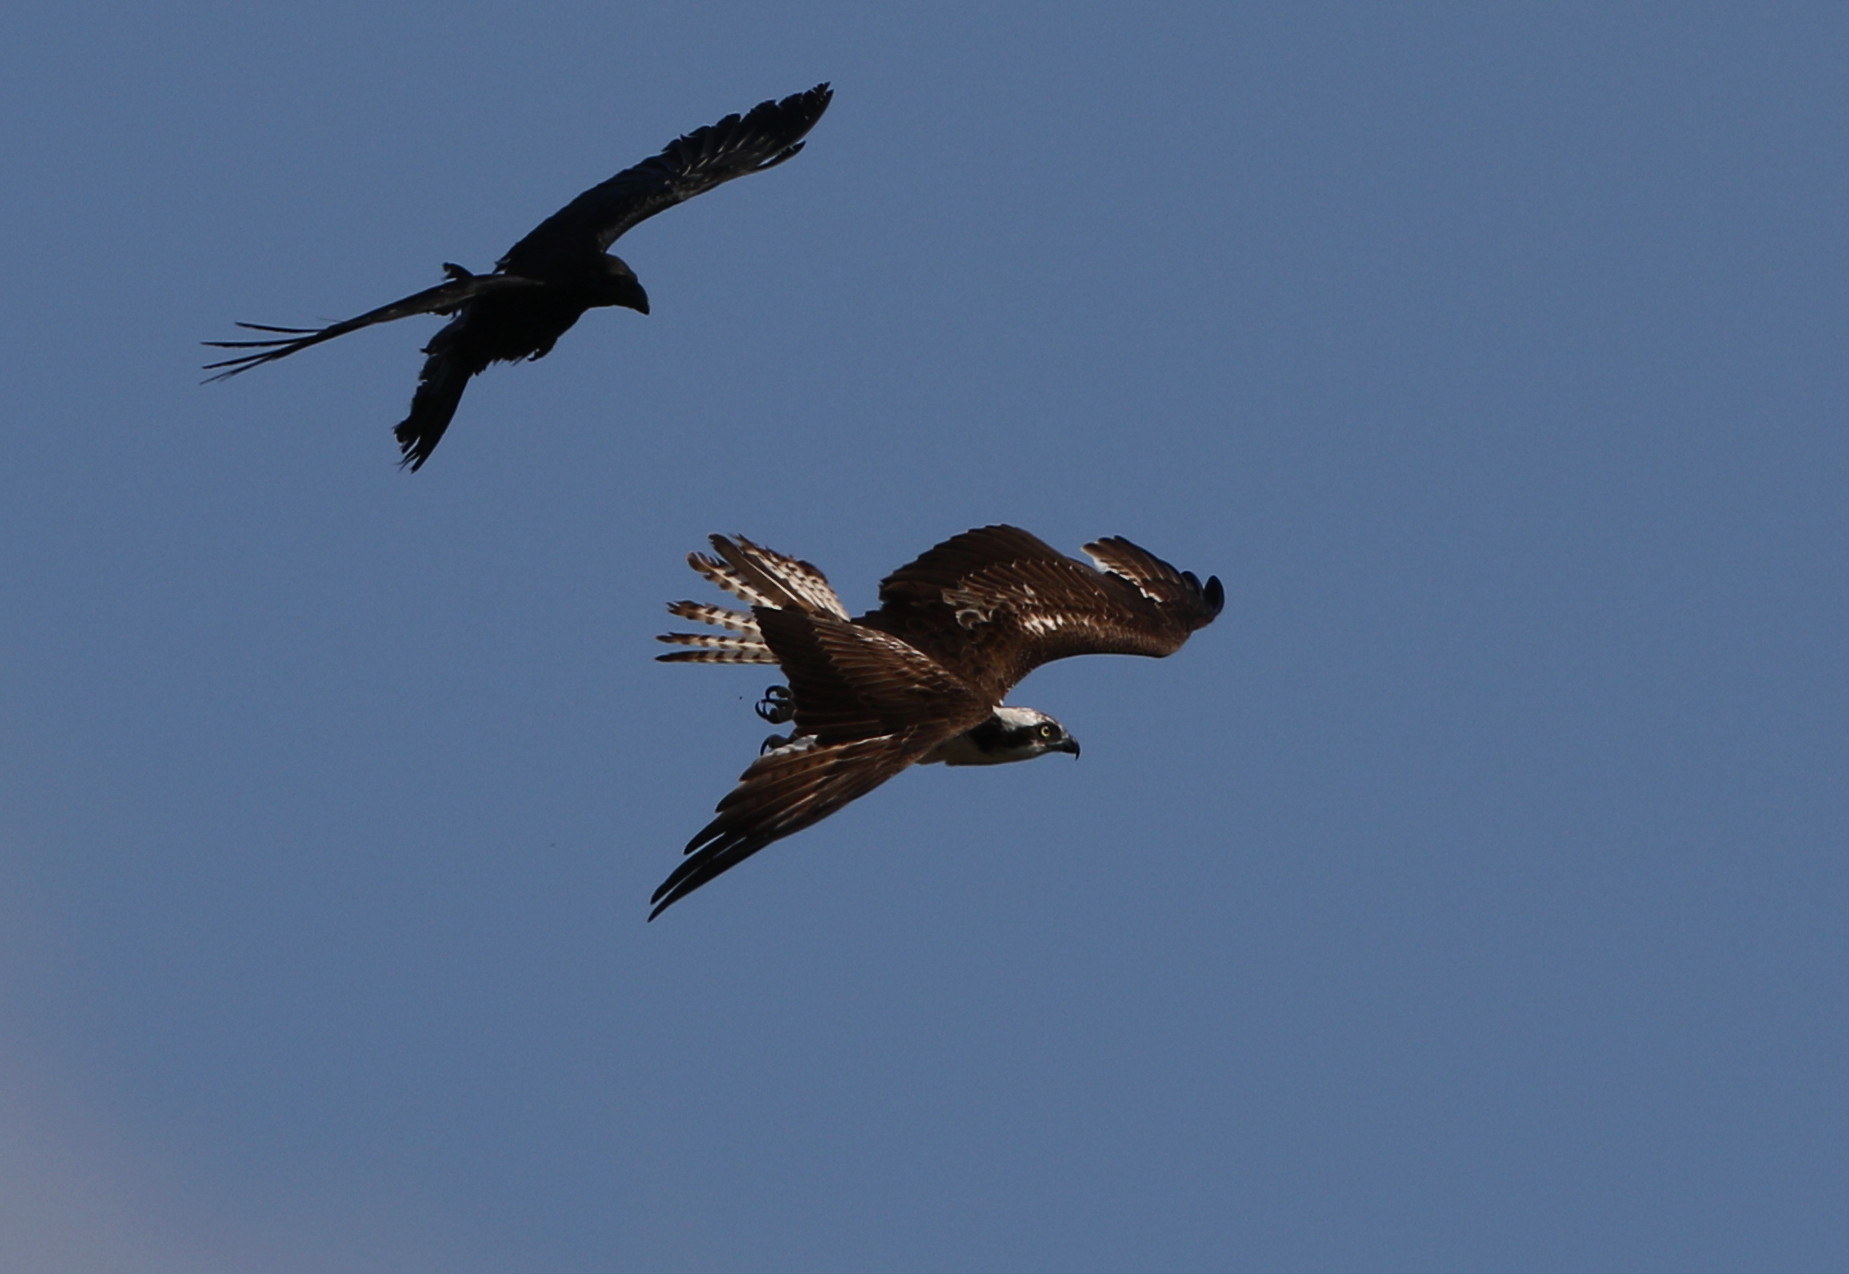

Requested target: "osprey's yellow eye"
[{"left": 1038, "top": 723, "right": 1059, "bottom": 739}]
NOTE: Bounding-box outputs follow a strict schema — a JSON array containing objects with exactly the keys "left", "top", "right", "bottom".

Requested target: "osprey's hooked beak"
[{"left": 1058, "top": 737, "right": 1081, "bottom": 758}]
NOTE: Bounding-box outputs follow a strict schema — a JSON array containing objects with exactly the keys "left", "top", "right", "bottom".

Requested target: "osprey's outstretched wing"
[
  {"left": 500, "top": 84, "right": 833, "bottom": 274},
  {"left": 650, "top": 608, "right": 986, "bottom": 919},
  {"left": 864, "top": 525, "right": 1225, "bottom": 700},
  {"left": 650, "top": 731, "right": 928, "bottom": 920}
]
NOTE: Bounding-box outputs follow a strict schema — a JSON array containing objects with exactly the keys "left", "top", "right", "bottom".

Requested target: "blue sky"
[{"left": 3, "top": 2, "right": 1845, "bottom": 1270}]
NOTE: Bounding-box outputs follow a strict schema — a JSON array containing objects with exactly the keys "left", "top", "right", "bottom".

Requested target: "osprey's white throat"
[{"left": 919, "top": 706, "right": 1080, "bottom": 767}]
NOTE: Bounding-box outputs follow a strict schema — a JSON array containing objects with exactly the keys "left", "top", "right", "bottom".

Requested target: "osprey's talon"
[
  {"left": 756, "top": 685, "right": 795, "bottom": 724},
  {"left": 759, "top": 732, "right": 793, "bottom": 755}
]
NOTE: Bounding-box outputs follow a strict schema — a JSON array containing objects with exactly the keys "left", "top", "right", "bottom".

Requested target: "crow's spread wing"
[
  {"left": 500, "top": 84, "right": 832, "bottom": 275},
  {"left": 391, "top": 336, "right": 478, "bottom": 472}
]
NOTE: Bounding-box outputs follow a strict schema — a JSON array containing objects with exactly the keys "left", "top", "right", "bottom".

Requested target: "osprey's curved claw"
[{"left": 756, "top": 685, "right": 795, "bottom": 724}]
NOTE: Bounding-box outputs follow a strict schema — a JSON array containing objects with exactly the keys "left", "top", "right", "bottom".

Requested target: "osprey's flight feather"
[
  {"left": 651, "top": 525, "right": 1224, "bottom": 919},
  {"left": 204, "top": 85, "right": 832, "bottom": 470}
]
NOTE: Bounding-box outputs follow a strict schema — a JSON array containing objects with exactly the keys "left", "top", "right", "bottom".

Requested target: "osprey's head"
[
  {"left": 925, "top": 705, "right": 1081, "bottom": 767},
  {"left": 594, "top": 254, "right": 650, "bottom": 314}
]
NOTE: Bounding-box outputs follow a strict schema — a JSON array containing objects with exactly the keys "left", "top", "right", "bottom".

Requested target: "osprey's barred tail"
[
  {"left": 655, "top": 534, "right": 848, "bottom": 665},
  {"left": 657, "top": 600, "right": 775, "bottom": 664}
]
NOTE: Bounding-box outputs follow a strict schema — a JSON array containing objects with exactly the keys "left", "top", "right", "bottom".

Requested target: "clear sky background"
[{"left": 3, "top": 2, "right": 1845, "bottom": 1271}]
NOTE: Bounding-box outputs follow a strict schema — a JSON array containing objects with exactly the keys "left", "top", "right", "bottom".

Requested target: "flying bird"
[
  {"left": 204, "top": 84, "right": 833, "bottom": 470},
  {"left": 650, "top": 525, "right": 1224, "bottom": 919}
]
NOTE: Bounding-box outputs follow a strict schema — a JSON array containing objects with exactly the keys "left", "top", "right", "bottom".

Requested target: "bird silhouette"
[{"left": 205, "top": 84, "right": 832, "bottom": 469}]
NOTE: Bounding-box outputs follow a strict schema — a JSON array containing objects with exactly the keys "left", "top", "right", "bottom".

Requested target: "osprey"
[
  {"left": 204, "top": 84, "right": 832, "bottom": 470},
  {"left": 651, "top": 525, "right": 1224, "bottom": 919}
]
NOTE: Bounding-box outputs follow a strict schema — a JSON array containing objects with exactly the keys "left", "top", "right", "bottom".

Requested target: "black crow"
[{"left": 206, "top": 84, "right": 832, "bottom": 470}]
